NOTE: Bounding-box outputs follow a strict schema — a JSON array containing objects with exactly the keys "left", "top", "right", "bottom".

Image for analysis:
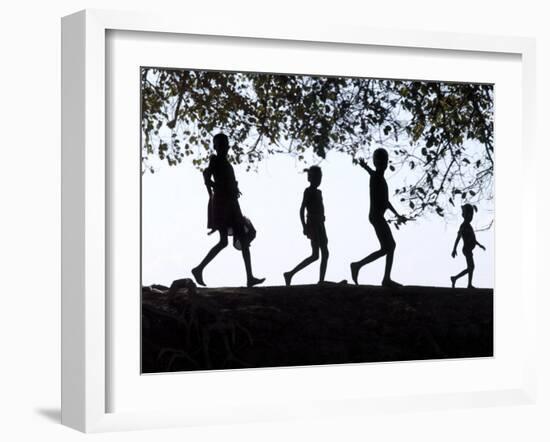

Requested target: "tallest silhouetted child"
[
  {"left": 192, "top": 133, "right": 264, "bottom": 288},
  {"left": 351, "top": 148, "right": 406, "bottom": 287}
]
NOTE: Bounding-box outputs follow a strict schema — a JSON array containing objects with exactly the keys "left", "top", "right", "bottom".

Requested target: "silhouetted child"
[
  {"left": 284, "top": 166, "right": 329, "bottom": 285},
  {"left": 350, "top": 148, "right": 406, "bottom": 287},
  {"left": 192, "top": 133, "right": 265, "bottom": 288},
  {"left": 451, "top": 204, "right": 485, "bottom": 288}
]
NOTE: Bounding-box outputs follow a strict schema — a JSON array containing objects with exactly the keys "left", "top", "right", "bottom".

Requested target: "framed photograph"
[{"left": 61, "top": 9, "right": 537, "bottom": 432}]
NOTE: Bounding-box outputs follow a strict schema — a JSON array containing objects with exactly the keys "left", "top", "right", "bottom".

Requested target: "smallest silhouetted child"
[
  {"left": 451, "top": 204, "right": 486, "bottom": 289},
  {"left": 284, "top": 166, "right": 329, "bottom": 286}
]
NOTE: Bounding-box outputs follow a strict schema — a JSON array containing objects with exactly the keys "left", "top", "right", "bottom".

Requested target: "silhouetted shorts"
[
  {"left": 306, "top": 221, "right": 328, "bottom": 248},
  {"left": 369, "top": 214, "right": 395, "bottom": 250}
]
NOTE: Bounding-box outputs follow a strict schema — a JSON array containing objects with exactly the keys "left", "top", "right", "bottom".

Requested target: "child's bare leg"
[
  {"left": 451, "top": 269, "right": 468, "bottom": 288},
  {"left": 241, "top": 244, "right": 265, "bottom": 287},
  {"left": 380, "top": 231, "right": 400, "bottom": 287},
  {"left": 284, "top": 255, "right": 318, "bottom": 285},
  {"left": 467, "top": 272, "right": 474, "bottom": 288},
  {"left": 381, "top": 245, "right": 401, "bottom": 287},
  {"left": 319, "top": 245, "right": 329, "bottom": 283},
  {"left": 242, "top": 245, "right": 252, "bottom": 278},
  {"left": 284, "top": 243, "right": 319, "bottom": 286},
  {"left": 350, "top": 249, "right": 385, "bottom": 285},
  {"left": 466, "top": 254, "right": 475, "bottom": 288},
  {"left": 354, "top": 216, "right": 400, "bottom": 287},
  {"left": 192, "top": 230, "right": 228, "bottom": 286}
]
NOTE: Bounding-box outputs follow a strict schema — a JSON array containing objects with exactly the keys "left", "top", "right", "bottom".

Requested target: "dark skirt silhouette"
[
  {"left": 207, "top": 192, "right": 242, "bottom": 232},
  {"left": 206, "top": 191, "right": 255, "bottom": 250}
]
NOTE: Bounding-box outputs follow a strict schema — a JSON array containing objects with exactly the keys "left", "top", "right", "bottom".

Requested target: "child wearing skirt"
[{"left": 192, "top": 133, "right": 264, "bottom": 288}]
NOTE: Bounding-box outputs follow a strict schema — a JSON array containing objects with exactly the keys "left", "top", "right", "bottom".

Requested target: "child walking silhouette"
[
  {"left": 284, "top": 166, "right": 329, "bottom": 285},
  {"left": 192, "top": 133, "right": 265, "bottom": 288},
  {"left": 451, "top": 204, "right": 485, "bottom": 288},
  {"left": 350, "top": 148, "right": 406, "bottom": 287}
]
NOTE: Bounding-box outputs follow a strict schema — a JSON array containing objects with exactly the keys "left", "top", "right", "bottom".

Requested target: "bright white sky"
[{"left": 142, "top": 150, "right": 494, "bottom": 289}]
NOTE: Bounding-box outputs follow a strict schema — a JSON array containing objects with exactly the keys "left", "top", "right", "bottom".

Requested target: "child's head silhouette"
[
  {"left": 462, "top": 204, "right": 475, "bottom": 222},
  {"left": 305, "top": 166, "right": 322, "bottom": 187},
  {"left": 373, "top": 148, "right": 389, "bottom": 171},
  {"left": 213, "top": 133, "right": 230, "bottom": 157}
]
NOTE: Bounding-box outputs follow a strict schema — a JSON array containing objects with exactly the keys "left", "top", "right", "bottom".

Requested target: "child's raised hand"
[
  {"left": 451, "top": 250, "right": 457, "bottom": 258},
  {"left": 356, "top": 158, "right": 373, "bottom": 174}
]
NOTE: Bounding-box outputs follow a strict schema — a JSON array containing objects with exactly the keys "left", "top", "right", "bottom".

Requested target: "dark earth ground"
[{"left": 142, "top": 280, "right": 493, "bottom": 373}]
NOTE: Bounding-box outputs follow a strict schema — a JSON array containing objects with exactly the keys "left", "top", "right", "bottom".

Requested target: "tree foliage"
[{"left": 141, "top": 68, "right": 493, "bottom": 222}]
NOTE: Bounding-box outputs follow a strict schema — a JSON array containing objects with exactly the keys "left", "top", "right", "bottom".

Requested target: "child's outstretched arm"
[{"left": 358, "top": 158, "right": 374, "bottom": 175}]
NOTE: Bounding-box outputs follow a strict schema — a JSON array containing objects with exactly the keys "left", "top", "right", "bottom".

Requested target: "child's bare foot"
[
  {"left": 283, "top": 272, "right": 292, "bottom": 287},
  {"left": 192, "top": 267, "right": 206, "bottom": 287},
  {"left": 247, "top": 276, "right": 265, "bottom": 288},
  {"left": 350, "top": 262, "right": 360, "bottom": 285},
  {"left": 382, "top": 278, "right": 402, "bottom": 288},
  {"left": 467, "top": 284, "right": 476, "bottom": 289},
  {"left": 450, "top": 276, "right": 456, "bottom": 288}
]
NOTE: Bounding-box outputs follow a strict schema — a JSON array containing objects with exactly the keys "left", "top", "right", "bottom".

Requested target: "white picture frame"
[{"left": 61, "top": 9, "right": 537, "bottom": 433}]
